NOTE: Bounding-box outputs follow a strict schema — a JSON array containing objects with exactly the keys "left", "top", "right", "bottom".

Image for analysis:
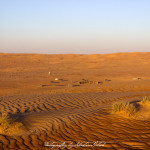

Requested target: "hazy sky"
[{"left": 0, "top": 0, "right": 150, "bottom": 54}]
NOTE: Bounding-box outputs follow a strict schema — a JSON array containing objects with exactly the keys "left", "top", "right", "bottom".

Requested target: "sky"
[{"left": 0, "top": 0, "right": 150, "bottom": 54}]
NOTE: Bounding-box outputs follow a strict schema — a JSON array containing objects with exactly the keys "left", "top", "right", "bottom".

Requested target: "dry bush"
[
  {"left": 0, "top": 114, "right": 13, "bottom": 132},
  {"left": 0, "top": 114, "right": 26, "bottom": 135},
  {"left": 112, "top": 101, "right": 137, "bottom": 117},
  {"left": 112, "top": 102, "right": 129, "bottom": 112},
  {"left": 141, "top": 96, "right": 150, "bottom": 105}
]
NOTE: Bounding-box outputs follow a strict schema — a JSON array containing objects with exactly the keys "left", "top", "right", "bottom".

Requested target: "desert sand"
[{"left": 0, "top": 52, "right": 150, "bottom": 149}]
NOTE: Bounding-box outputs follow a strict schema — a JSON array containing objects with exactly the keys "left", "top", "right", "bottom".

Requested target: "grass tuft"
[
  {"left": 112, "top": 101, "right": 137, "bottom": 117},
  {"left": 0, "top": 114, "right": 26, "bottom": 135},
  {"left": 0, "top": 115, "right": 12, "bottom": 133},
  {"left": 141, "top": 96, "right": 150, "bottom": 105}
]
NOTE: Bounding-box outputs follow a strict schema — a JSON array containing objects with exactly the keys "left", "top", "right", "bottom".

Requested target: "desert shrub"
[
  {"left": 0, "top": 115, "right": 12, "bottom": 132},
  {"left": 141, "top": 96, "right": 150, "bottom": 105},
  {"left": 112, "top": 102, "right": 129, "bottom": 112},
  {"left": 0, "top": 114, "right": 26, "bottom": 135},
  {"left": 112, "top": 101, "right": 137, "bottom": 117},
  {"left": 127, "top": 104, "right": 137, "bottom": 116}
]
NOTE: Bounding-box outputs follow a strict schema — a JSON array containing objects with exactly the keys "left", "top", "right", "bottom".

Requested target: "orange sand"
[{"left": 0, "top": 52, "right": 150, "bottom": 149}]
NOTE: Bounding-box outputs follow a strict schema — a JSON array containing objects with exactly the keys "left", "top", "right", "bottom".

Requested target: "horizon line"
[{"left": 0, "top": 51, "right": 150, "bottom": 55}]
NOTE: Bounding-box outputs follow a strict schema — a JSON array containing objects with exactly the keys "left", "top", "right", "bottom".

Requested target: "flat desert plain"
[{"left": 0, "top": 52, "right": 150, "bottom": 150}]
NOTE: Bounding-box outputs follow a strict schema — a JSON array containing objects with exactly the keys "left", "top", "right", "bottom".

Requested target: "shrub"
[
  {"left": 112, "top": 102, "right": 129, "bottom": 112},
  {"left": 0, "top": 115, "right": 12, "bottom": 133},
  {"left": 0, "top": 114, "right": 26, "bottom": 135},
  {"left": 112, "top": 101, "right": 137, "bottom": 117},
  {"left": 127, "top": 104, "right": 137, "bottom": 116},
  {"left": 141, "top": 96, "right": 150, "bottom": 105}
]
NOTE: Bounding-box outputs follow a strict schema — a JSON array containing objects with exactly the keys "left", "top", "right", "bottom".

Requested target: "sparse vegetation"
[
  {"left": 112, "top": 101, "right": 129, "bottom": 112},
  {"left": 0, "top": 115, "right": 12, "bottom": 133},
  {"left": 141, "top": 96, "right": 150, "bottom": 105},
  {"left": 112, "top": 101, "right": 137, "bottom": 117},
  {"left": 0, "top": 114, "right": 26, "bottom": 135}
]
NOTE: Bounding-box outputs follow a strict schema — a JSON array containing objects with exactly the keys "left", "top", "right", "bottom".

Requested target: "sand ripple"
[{"left": 0, "top": 91, "right": 150, "bottom": 149}]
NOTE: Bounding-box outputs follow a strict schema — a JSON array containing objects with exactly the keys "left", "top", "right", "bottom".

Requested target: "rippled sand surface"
[{"left": 1, "top": 52, "right": 150, "bottom": 149}]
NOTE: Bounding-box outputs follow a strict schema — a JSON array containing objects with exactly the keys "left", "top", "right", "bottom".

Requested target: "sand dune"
[{"left": 0, "top": 52, "right": 150, "bottom": 149}]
